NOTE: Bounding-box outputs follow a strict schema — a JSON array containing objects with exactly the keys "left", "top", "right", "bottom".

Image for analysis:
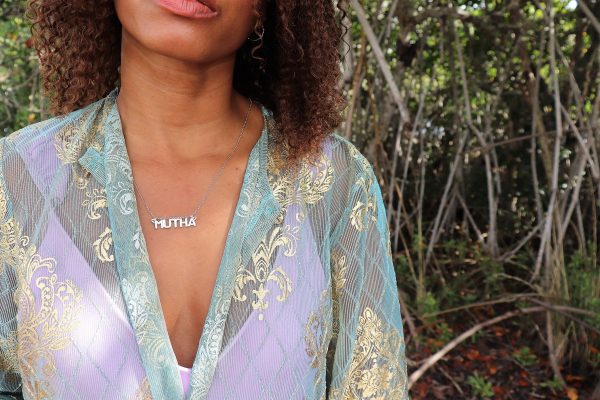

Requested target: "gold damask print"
[
  {"left": 130, "top": 377, "right": 153, "bottom": 400},
  {"left": 274, "top": 207, "right": 286, "bottom": 225},
  {"left": 331, "top": 248, "right": 348, "bottom": 294},
  {"left": 349, "top": 174, "right": 377, "bottom": 232},
  {"left": 0, "top": 146, "right": 9, "bottom": 275},
  {"left": 269, "top": 150, "right": 334, "bottom": 209},
  {"left": 0, "top": 330, "right": 18, "bottom": 375},
  {"left": 348, "top": 144, "right": 371, "bottom": 175},
  {"left": 346, "top": 141, "right": 380, "bottom": 232},
  {"left": 0, "top": 222, "right": 19, "bottom": 277},
  {"left": 54, "top": 123, "right": 85, "bottom": 165},
  {"left": 304, "top": 289, "right": 333, "bottom": 397},
  {"left": 0, "top": 180, "right": 7, "bottom": 227},
  {"left": 54, "top": 108, "right": 104, "bottom": 189},
  {"left": 326, "top": 248, "right": 348, "bottom": 391},
  {"left": 329, "top": 247, "right": 349, "bottom": 349},
  {"left": 5, "top": 217, "right": 84, "bottom": 399},
  {"left": 82, "top": 187, "right": 107, "bottom": 220},
  {"left": 297, "top": 153, "right": 334, "bottom": 204},
  {"left": 232, "top": 225, "right": 297, "bottom": 320},
  {"left": 341, "top": 307, "right": 407, "bottom": 400},
  {"left": 93, "top": 227, "right": 114, "bottom": 262},
  {"left": 295, "top": 208, "right": 306, "bottom": 224},
  {"left": 386, "top": 232, "right": 392, "bottom": 258},
  {"left": 304, "top": 289, "right": 332, "bottom": 369},
  {"left": 55, "top": 125, "right": 89, "bottom": 190}
]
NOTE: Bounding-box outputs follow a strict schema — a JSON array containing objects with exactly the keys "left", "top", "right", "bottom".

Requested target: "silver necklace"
[{"left": 131, "top": 99, "right": 254, "bottom": 230}]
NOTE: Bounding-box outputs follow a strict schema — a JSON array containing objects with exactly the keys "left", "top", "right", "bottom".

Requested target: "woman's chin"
[
  {"left": 114, "top": 0, "right": 254, "bottom": 65},
  {"left": 121, "top": 25, "right": 211, "bottom": 60}
]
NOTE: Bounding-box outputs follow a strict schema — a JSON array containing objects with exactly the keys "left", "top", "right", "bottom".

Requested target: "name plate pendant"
[{"left": 151, "top": 216, "right": 197, "bottom": 230}]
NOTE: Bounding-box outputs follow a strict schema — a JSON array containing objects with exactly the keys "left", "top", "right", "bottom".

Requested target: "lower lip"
[{"left": 156, "top": 0, "right": 218, "bottom": 19}]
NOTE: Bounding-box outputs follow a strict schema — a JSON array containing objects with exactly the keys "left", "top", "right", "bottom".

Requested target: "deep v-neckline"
[
  {"left": 132, "top": 108, "right": 265, "bottom": 370},
  {"left": 97, "top": 87, "right": 283, "bottom": 400}
]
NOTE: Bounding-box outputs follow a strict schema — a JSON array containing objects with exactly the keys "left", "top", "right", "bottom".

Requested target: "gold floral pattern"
[
  {"left": 0, "top": 329, "right": 18, "bottom": 374},
  {"left": 348, "top": 143, "right": 371, "bottom": 174},
  {"left": 93, "top": 226, "right": 114, "bottom": 262},
  {"left": 54, "top": 122, "right": 85, "bottom": 166},
  {"left": 386, "top": 229, "right": 392, "bottom": 259},
  {"left": 304, "top": 289, "right": 332, "bottom": 369},
  {"left": 5, "top": 216, "right": 84, "bottom": 399},
  {"left": 297, "top": 153, "right": 335, "bottom": 205},
  {"left": 349, "top": 174, "right": 377, "bottom": 232},
  {"left": 331, "top": 247, "right": 348, "bottom": 294},
  {"left": 340, "top": 307, "right": 407, "bottom": 400},
  {"left": 54, "top": 107, "right": 104, "bottom": 189},
  {"left": 0, "top": 137, "right": 11, "bottom": 275},
  {"left": 82, "top": 187, "right": 107, "bottom": 220},
  {"left": 55, "top": 125, "right": 89, "bottom": 190},
  {"left": 232, "top": 225, "right": 297, "bottom": 321},
  {"left": 0, "top": 184, "right": 6, "bottom": 229},
  {"left": 329, "top": 246, "right": 349, "bottom": 346},
  {"left": 130, "top": 376, "right": 153, "bottom": 400},
  {"left": 269, "top": 150, "right": 334, "bottom": 209}
]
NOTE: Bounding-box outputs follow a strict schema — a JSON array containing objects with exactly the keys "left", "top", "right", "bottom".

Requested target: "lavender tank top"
[{"left": 178, "top": 364, "right": 192, "bottom": 398}]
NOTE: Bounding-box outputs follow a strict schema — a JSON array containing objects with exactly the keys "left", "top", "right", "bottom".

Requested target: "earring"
[
  {"left": 248, "top": 22, "right": 264, "bottom": 43},
  {"left": 249, "top": 21, "right": 265, "bottom": 66}
]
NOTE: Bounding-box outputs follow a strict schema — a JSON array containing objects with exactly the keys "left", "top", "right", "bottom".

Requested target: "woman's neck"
[{"left": 115, "top": 30, "right": 253, "bottom": 165}]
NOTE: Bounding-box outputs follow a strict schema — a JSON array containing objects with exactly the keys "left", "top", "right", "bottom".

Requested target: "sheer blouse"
[{"left": 0, "top": 86, "right": 409, "bottom": 399}]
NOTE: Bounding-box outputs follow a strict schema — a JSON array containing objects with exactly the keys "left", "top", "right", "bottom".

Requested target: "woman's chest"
[
  {"left": 9, "top": 183, "right": 335, "bottom": 399},
  {"left": 133, "top": 167, "right": 246, "bottom": 369}
]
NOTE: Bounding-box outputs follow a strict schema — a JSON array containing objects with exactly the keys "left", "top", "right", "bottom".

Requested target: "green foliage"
[
  {"left": 540, "top": 377, "right": 564, "bottom": 391},
  {"left": 513, "top": 346, "right": 538, "bottom": 367},
  {"left": 418, "top": 291, "right": 439, "bottom": 324},
  {"left": 567, "top": 243, "right": 600, "bottom": 329},
  {"left": 467, "top": 371, "right": 494, "bottom": 398},
  {"left": 0, "top": 0, "right": 43, "bottom": 136},
  {"left": 469, "top": 327, "right": 486, "bottom": 344},
  {"left": 436, "top": 321, "right": 454, "bottom": 343},
  {"left": 590, "top": 351, "right": 600, "bottom": 369}
]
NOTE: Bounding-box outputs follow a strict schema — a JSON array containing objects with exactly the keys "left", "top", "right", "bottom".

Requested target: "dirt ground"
[{"left": 407, "top": 312, "right": 598, "bottom": 399}]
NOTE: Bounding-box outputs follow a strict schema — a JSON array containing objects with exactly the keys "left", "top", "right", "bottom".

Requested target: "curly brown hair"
[{"left": 24, "top": 0, "right": 349, "bottom": 168}]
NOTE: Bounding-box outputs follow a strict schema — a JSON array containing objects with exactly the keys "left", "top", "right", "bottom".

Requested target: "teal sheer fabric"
[{"left": 0, "top": 86, "right": 409, "bottom": 399}]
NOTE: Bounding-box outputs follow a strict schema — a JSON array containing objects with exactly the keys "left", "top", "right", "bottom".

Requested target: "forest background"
[{"left": 1, "top": 0, "right": 599, "bottom": 398}]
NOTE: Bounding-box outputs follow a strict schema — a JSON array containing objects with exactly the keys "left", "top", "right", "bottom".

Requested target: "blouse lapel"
[
  {"left": 100, "top": 89, "right": 184, "bottom": 400},
  {"left": 187, "top": 102, "right": 283, "bottom": 400},
  {"left": 79, "top": 87, "right": 283, "bottom": 400}
]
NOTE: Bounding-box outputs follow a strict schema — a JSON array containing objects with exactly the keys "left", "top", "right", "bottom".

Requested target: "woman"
[{"left": 0, "top": 0, "right": 409, "bottom": 399}]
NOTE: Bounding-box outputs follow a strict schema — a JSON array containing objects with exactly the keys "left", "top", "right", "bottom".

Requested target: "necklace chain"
[{"left": 131, "top": 98, "right": 254, "bottom": 230}]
